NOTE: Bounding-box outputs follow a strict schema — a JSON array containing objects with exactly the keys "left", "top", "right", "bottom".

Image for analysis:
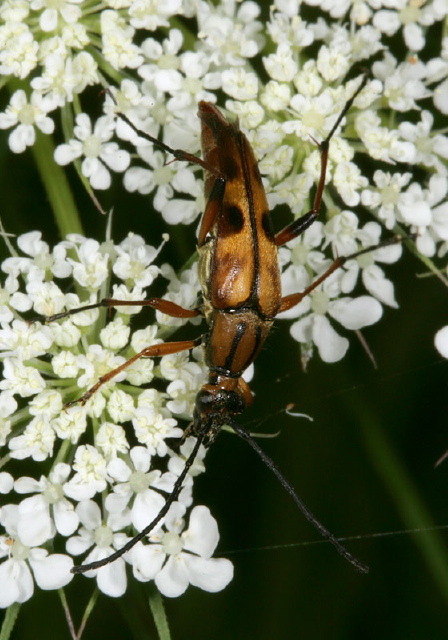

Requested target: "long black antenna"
[
  {"left": 231, "top": 420, "right": 369, "bottom": 574},
  {"left": 71, "top": 432, "right": 206, "bottom": 574}
]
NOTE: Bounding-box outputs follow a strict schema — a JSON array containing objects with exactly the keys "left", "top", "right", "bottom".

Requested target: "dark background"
[{"left": 1, "top": 118, "right": 448, "bottom": 640}]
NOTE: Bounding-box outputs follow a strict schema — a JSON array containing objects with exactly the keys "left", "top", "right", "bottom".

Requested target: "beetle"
[{"left": 48, "top": 75, "right": 379, "bottom": 575}]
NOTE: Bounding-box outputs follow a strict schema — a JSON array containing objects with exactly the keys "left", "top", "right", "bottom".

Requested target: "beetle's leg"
[
  {"left": 42, "top": 297, "right": 202, "bottom": 323},
  {"left": 110, "top": 99, "right": 228, "bottom": 247},
  {"left": 118, "top": 107, "right": 227, "bottom": 246},
  {"left": 275, "top": 210, "right": 320, "bottom": 247},
  {"left": 67, "top": 336, "right": 202, "bottom": 407},
  {"left": 113, "top": 106, "right": 223, "bottom": 178},
  {"left": 279, "top": 237, "right": 401, "bottom": 314},
  {"left": 275, "top": 74, "right": 369, "bottom": 248}
]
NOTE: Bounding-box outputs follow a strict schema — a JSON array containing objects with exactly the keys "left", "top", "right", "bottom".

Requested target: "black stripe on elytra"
[
  {"left": 237, "top": 132, "right": 261, "bottom": 300},
  {"left": 247, "top": 322, "right": 263, "bottom": 364},
  {"left": 222, "top": 320, "right": 264, "bottom": 374},
  {"left": 224, "top": 320, "right": 246, "bottom": 371}
]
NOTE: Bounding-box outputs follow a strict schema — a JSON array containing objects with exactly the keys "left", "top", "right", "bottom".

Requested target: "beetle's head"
[{"left": 192, "top": 383, "right": 246, "bottom": 445}]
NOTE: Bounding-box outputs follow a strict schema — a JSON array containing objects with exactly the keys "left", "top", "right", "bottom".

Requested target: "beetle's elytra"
[{"left": 48, "top": 76, "right": 376, "bottom": 575}]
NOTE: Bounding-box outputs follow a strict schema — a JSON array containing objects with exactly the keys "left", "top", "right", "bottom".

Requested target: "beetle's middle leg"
[
  {"left": 278, "top": 237, "right": 402, "bottom": 314},
  {"left": 66, "top": 336, "right": 203, "bottom": 406}
]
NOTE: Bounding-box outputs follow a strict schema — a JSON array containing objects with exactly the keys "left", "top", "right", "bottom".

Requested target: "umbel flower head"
[
  {"left": 0, "top": 230, "right": 234, "bottom": 602},
  {"left": 1, "top": 0, "right": 448, "bottom": 636}
]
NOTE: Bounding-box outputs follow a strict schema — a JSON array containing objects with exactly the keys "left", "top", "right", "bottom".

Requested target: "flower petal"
[
  {"left": 29, "top": 552, "right": 74, "bottom": 590},
  {"left": 155, "top": 556, "right": 189, "bottom": 598},
  {"left": 182, "top": 506, "right": 219, "bottom": 559},
  {"left": 97, "top": 559, "right": 127, "bottom": 598},
  {"left": 312, "top": 315, "right": 348, "bottom": 363},
  {"left": 184, "top": 555, "right": 233, "bottom": 593},
  {"left": 0, "top": 560, "right": 33, "bottom": 607},
  {"left": 329, "top": 296, "right": 382, "bottom": 330},
  {"left": 435, "top": 326, "right": 448, "bottom": 359}
]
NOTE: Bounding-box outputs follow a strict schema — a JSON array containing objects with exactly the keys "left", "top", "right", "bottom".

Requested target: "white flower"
[
  {"left": 139, "top": 30, "right": 184, "bottom": 92},
  {"left": 263, "top": 43, "right": 297, "bottom": 82},
  {"left": 106, "top": 446, "right": 170, "bottom": 532},
  {"left": 0, "top": 90, "right": 55, "bottom": 153},
  {"left": 373, "top": 53, "right": 429, "bottom": 112},
  {"left": 112, "top": 233, "right": 164, "bottom": 288},
  {"left": 54, "top": 113, "right": 130, "bottom": 189},
  {"left": 30, "top": 0, "right": 83, "bottom": 33},
  {"left": 31, "top": 52, "right": 98, "bottom": 106},
  {"left": 196, "top": 0, "right": 263, "bottom": 67},
  {"left": 52, "top": 405, "right": 87, "bottom": 443},
  {"left": 0, "top": 319, "right": 53, "bottom": 360},
  {"left": 282, "top": 88, "right": 337, "bottom": 140},
  {"left": 333, "top": 161, "right": 368, "bottom": 207},
  {"left": 63, "top": 445, "right": 109, "bottom": 500},
  {"left": 373, "top": 1, "right": 437, "bottom": 52},
  {"left": 131, "top": 504, "right": 233, "bottom": 598},
  {"left": 0, "top": 28, "right": 38, "bottom": 79},
  {"left": 129, "top": 0, "right": 182, "bottom": 31},
  {"left": 9, "top": 415, "right": 55, "bottom": 461},
  {"left": 14, "top": 464, "right": 79, "bottom": 544},
  {"left": 96, "top": 422, "right": 129, "bottom": 458},
  {"left": 221, "top": 68, "right": 259, "bottom": 100},
  {"left": 0, "top": 473, "right": 14, "bottom": 494},
  {"left": 435, "top": 326, "right": 448, "bottom": 358},
  {"left": 132, "top": 406, "right": 182, "bottom": 456},
  {"left": 399, "top": 111, "right": 448, "bottom": 173},
  {"left": 397, "top": 175, "right": 448, "bottom": 257},
  {"left": 290, "top": 293, "right": 383, "bottom": 363},
  {"left": 100, "top": 318, "right": 131, "bottom": 351},
  {"left": 66, "top": 500, "right": 129, "bottom": 597},
  {"left": 101, "top": 10, "right": 144, "bottom": 70},
  {"left": 0, "top": 505, "right": 73, "bottom": 608},
  {"left": 361, "top": 170, "right": 413, "bottom": 230}
]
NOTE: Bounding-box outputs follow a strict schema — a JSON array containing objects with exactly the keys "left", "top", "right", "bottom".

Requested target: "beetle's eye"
[{"left": 222, "top": 390, "right": 245, "bottom": 414}]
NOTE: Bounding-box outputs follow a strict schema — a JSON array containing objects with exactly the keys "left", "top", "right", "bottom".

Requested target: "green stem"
[
  {"left": 0, "top": 603, "right": 21, "bottom": 640},
  {"left": 148, "top": 585, "right": 171, "bottom": 640},
  {"left": 31, "top": 130, "right": 84, "bottom": 239},
  {"left": 356, "top": 399, "right": 448, "bottom": 601}
]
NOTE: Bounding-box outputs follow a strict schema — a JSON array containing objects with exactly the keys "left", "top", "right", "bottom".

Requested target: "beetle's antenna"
[
  {"left": 71, "top": 432, "right": 206, "bottom": 574},
  {"left": 230, "top": 420, "right": 369, "bottom": 574}
]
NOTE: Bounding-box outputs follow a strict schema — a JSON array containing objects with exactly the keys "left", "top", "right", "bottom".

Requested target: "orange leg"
[
  {"left": 275, "top": 74, "right": 369, "bottom": 249},
  {"left": 67, "top": 337, "right": 202, "bottom": 406},
  {"left": 279, "top": 237, "right": 402, "bottom": 314},
  {"left": 45, "top": 296, "right": 201, "bottom": 323}
]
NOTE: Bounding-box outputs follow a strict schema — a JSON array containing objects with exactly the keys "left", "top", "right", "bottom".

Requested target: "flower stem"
[
  {"left": 31, "top": 130, "right": 84, "bottom": 240},
  {"left": 0, "top": 603, "right": 21, "bottom": 640},
  {"left": 357, "top": 399, "right": 448, "bottom": 601},
  {"left": 148, "top": 584, "right": 171, "bottom": 640}
]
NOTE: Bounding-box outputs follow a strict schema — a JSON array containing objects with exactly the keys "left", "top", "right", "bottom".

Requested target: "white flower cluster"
[
  {"left": 0, "top": 231, "right": 233, "bottom": 604},
  {"left": 1, "top": 0, "right": 448, "bottom": 614}
]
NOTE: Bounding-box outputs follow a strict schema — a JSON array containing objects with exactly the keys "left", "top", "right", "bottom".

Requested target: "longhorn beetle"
[{"left": 47, "top": 73, "right": 390, "bottom": 575}]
